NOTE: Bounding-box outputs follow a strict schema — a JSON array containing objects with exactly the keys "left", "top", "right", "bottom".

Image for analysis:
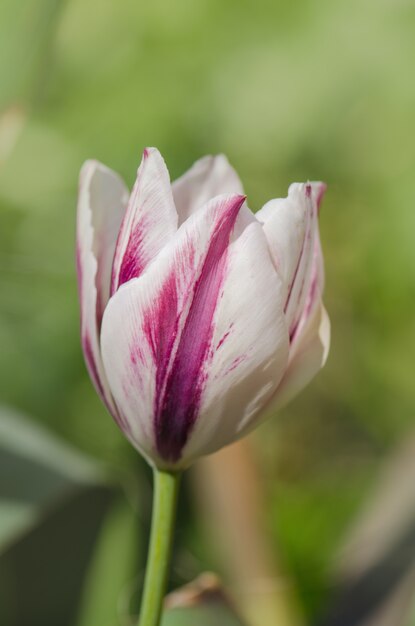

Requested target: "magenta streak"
[
  {"left": 84, "top": 333, "right": 131, "bottom": 433},
  {"left": 142, "top": 268, "right": 181, "bottom": 397},
  {"left": 95, "top": 242, "right": 109, "bottom": 330},
  {"left": 117, "top": 219, "right": 148, "bottom": 288},
  {"left": 223, "top": 354, "right": 246, "bottom": 377},
  {"left": 316, "top": 183, "right": 327, "bottom": 214},
  {"left": 83, "top": 333, "right": 105, "bottom": 400},
  {"left": 216, "top": 323, "right": 234, "bottom": 351},
  {"left": 111, "top": 189, "right": 140, "bottom": 295},
  {"left": 153, "top": 197, "right": 244, "bottom": 462},
  {"left": 110, "top": 152, "right": 148, "bottom": 296},
  {"left": 95, "top": 263, "right": 105, "bottom": 331}
]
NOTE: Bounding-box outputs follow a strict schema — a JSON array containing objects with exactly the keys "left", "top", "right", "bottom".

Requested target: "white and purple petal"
[
  {"left": 269, "top": 303, "right": 330, "bottom": 413},
  {"left": 256, "top": 182, "right": 326, "bottom": 338},
  {"left": 182, "top": 209, "right": 290, "bottom": 463},
  {"left": 76, "top": 160, "right": 128, "bottom": 418},
  {"left": 111, "top": 147, "right": 178, "bottom": 294}
]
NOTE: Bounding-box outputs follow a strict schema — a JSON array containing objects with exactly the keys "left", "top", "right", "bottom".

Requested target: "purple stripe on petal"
[
  {"left": 110, "top": 148, "right": 177, "bottom": 296},
  {"left": 316, "top": 183, "right": 327, "bottom": 214},
  {"left": 153, "top": 196, "right": 244, "bottom": 462},
  {"left": 83, "top": 333, "right": 105, "bottom": 400},
  {"left": 83, "top": 332, "right": 132, "bottom": 435},
  {"left": 110, "top": 175, "right": 143, "bottom": 295},
  {"left": 117, "top": 216, "right": 149, "bottom": 287},
  {"left": 216, "top": 323, "right": 234, "bottom": 351},
  {"left": 142, "top": 269, "right": 181, "bottom": 395}
]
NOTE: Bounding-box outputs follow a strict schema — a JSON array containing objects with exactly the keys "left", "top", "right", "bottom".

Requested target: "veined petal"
[
  {"left": 111, "top": 147, "right": 178, "bottom": 294},
  {"left": 172, "top": 154, "right": 244, "bottom": 225},
  {"left": 181, "top": 213, "right": 290, "bottom": 465},
  {"left": 289, "top": 234, "right": 324, "bottom": 345},
  {"left": 269, "top": 304, "right": 330, "bottom": 413},
  {"left": 285, "top": 183, "right": 325, "bottom": 339},
  {"left": 101, "top": 194, "right": 288, "bottom": 469},
  {"left": 256, "top": 182, "right": 326, "bottom": 335},
  {"left": 76, "top": 160, "right": 128, "bottom": 416}
]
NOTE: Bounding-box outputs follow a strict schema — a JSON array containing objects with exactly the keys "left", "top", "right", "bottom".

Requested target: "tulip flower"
[
  {"left": 77, "top": 147, "right": 329, "bottom": 469},
  {"left": 76, "top": 147, "right": 330, "bottom": 626}
]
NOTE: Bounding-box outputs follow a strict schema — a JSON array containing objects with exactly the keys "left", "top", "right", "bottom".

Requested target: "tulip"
[
  {"left": 77, "top": 147, "right": 330, "bottom": 471},
  {"left": 76, "top": 147, "right": 330, "bottom": 626}
]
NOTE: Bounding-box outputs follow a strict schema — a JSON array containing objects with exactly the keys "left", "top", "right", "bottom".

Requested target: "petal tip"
[
  {"left": 142, "top": 146, "right": 160, "bottom": 160},
  {"left": 316, "top": 182, "right": 327, "bottom": 211},
  {"left": 79, "top": 159, "right": 99, "bottom": 185},
  {"left": 228, "top": 193, "right": 246, "bottom": 214},
  {"left": 306, "top": 181, "right": 327, "bottom": 207},
  {"left": 79, "top": 159, "right": 123, "bottom": 191}
]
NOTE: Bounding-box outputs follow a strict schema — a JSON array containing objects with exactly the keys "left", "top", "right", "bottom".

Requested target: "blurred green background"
[{"left": 1, "top": 0, "right": 415, "bottom": 625}]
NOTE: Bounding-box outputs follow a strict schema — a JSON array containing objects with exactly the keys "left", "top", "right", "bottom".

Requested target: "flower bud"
[{"left": 77, "top": 148, "right": 330, "bottom": 469}]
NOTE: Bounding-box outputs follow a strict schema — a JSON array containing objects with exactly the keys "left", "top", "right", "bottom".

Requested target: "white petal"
[
  {"left": 289, "top": 234, "right": 324, "bottom": 344},
  {"left": 76, "top": 160, "right": 128, "bottom": 417},
  {"left": 111, "top": 147, "right": 178, "bottom": 294},
  {"left": 256, "top": 182, "right": 325, "bottom": 334},
  {"left": 172, "top": 154, "right": 244, "bottom": 225},
  {"left": 269, "top": 304, "right": 330, "bottom": 414},
  {"left": 101, "top": 195, "right": 288, "bottom": 469}
]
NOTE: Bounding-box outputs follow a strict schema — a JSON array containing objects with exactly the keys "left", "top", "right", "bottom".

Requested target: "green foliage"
[{"left": 0, "top": 406, "right": 107, "bottom": 550}]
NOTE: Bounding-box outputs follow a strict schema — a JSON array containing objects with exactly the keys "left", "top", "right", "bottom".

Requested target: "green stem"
[{"left": 138, "top": 468, "right": 181, "bottom": 626}]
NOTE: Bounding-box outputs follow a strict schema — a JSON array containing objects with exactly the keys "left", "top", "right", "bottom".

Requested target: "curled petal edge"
[{"left": 270, "top": 304, "right": 330, "bottom": 414}]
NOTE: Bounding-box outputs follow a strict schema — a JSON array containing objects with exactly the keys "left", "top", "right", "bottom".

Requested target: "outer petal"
[
  {"left": 256, "top": 182, "right": 325, "bottom": 336},
  {"left": 289, "top": 234, "right": 324, "bottom": 344},
  {"left": 182, "top": 212, "right": 290, "bottom": 464},
  {"left": 172, "top": 154, "right": 244, "bottom": 225},
  {"left": 101, "top": 196, "right": 289, "bottom": 469},
  {"left": 76, "top": 160, "right": 128, "bottom": 417},
  {"left": 111, "top": 147, "right": 178, "bottom": 294},
  {"left": 269, "top": 303, "right": 330, "bottom": 413}
]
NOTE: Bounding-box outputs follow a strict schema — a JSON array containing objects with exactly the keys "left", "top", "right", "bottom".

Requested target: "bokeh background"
[{"left": 1, "top": 0, "right": 415, "bottom": 625}]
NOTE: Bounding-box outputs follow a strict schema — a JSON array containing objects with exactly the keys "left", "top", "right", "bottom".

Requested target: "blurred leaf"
[
  {"left": 76, "top": 497, "right": 140, "bottom": 626},
  {"left": 0, "top": 405, "right": 106, "bottom": 549},
  {"left": 0, "top": 405, "right": 104, "bottom": 483},
  {"left": 0, "top": 484, "right": 113, "bottom": 626},
  {"left": 162, "top": 574, "right": 248, "bottom": 626},
  {"left": 0, "top": 406, "right": 117, "bottom": 626}
]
